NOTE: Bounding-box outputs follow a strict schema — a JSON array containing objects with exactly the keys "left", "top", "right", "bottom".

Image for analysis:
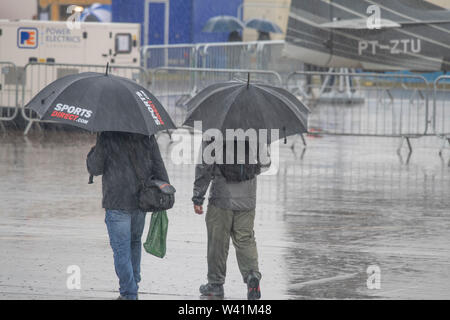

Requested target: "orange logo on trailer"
[{"left": 17, "top": 27, "right": 38, "bottom": 49}]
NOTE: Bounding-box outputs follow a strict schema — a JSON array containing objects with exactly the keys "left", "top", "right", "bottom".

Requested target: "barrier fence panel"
[
  {"left": 197, "top": 41, "right": 259, "bottom": 70},
  {"left": 433, "top": 75, "right": 450, "bottom": 154},
  {"left": 286, "top": 71, "right": 430, "bottom": 138},
  {"left": 10, "top": 61, "right": 437, "bottom": 141},
  {"left": 196, "top": 40, "right": 297, "bottom": 73},
  {"left": 142, "top": 40, "right": 302, "bottom": 74},
  {"left": 433, "top": 76, "right": 450, "bottom": 136},
  {"left": 150, "top": 67, "right": 283, "bottom": 127},
  {"left": 251, "top": 40, "right": 304, "bottom": 74},
  {"left": 21, "top": 63, "right": 150, "bottom": 135},
  {"left": 141, "top": 44, "right": 198, "bottom": 69},
  {"left": 0, "top": 62, "right": 19, "bottom": 124}
]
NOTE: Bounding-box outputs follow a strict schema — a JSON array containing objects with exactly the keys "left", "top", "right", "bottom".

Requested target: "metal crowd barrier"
[
  {"left": 433, "top": 75, "right": 450, "bottom": 155},
  {"left": 197, "top": 41, "right": 258, "bottom": 70},
  {"left": 20, "top": 62, "right": 150, "bottom": 135},
  {"left": 150, "top": 66, "right": 283, "bottom": 127},
  {"left": 142, "top": 43, "right": 198, "bottom": 69},
  {"left": 3, "top": 58, "right": 441, "bottom": 153},
  {"left": 0, "top": 61, "right": 19, "bottom": 130},
  {"left": 286, "top": 71, "right": 430, "bottom": 142},
  {"left": 196, "top": 40, "right": 286, "bottom": 70},
  {"left": 141, "top": 40, "right": 300, "bottom": 73}
]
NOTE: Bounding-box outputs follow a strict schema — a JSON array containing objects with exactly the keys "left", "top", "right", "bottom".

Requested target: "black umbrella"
[
  {"left": 26, "top": 66, "right": 176, "bottom": 184},
  {"left": 25, "top": 67, "right": 176, "bottom": 135},
  {"left": 202, "top": 15, "right": 244, "bottom": 33},
  {"left": 183, "top": 75, "right": 309, "bottom": 144},
  {"left": 245, "top": 18, "right": 283, "bottom": 34}
]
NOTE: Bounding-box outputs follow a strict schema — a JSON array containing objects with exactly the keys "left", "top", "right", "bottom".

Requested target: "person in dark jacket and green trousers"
[
  {"left": 192, "top": 140, "right": 262, "bottom": 300},
  {"left": 87, "top": 132, "right": 169, "bottom": 300}
]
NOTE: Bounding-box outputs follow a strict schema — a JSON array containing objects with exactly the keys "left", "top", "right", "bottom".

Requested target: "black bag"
[
  {"left": 129, "top": 143, "right": 175, "bottom": 212},
  {"left": 137, "top": 179, "right": 175, "bottom": 212},
  {"left": 217, "top": 139, "right": 261, "bottom": 182}
]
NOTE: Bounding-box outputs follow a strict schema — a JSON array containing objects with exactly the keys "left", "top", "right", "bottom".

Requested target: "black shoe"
[
  {"left": 247, "top": 273, "right": 261, "bottom": 300},
  {"left": 199, "top": 283, "right": 224, "bottom": 297}
]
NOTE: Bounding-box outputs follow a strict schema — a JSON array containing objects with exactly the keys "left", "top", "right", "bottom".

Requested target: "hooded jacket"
[{"left": 86, "top": 132, "right": 169, "bottom": 211}]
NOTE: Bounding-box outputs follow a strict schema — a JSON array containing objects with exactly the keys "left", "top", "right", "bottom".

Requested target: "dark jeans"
[{"left": 105, "top": 209, "right": 146, "bottom": 300}]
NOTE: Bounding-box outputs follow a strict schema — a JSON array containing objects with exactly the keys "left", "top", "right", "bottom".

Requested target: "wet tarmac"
[{"left": 0, "top": 129, "right": 449, "bottom": 299}]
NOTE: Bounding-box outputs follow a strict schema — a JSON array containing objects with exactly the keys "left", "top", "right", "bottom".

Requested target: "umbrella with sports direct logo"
[{"left": 25, "top": 68, "right": 176, "bottom": 136}]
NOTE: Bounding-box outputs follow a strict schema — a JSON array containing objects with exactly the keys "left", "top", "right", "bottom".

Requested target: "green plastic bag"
[{"left": 143, "top": 211, "right": 168, "bottom": 258}]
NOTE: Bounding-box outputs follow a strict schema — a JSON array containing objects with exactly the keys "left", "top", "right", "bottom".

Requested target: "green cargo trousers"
[{"left": 205, "top": 204, "right": 262, "bottom": 284}]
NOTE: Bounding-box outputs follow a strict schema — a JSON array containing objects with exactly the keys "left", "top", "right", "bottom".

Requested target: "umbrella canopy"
[
  {"left": 25, "top": 71, "right": 176, "bottom": 136},
  {"left": 183, "top": 79, "right": 309, "bottom": 144},
  {"left": 202, "top": 15, "right": 244, "bottom": 33},
  {"left": 245, "top": 18, "right": 283, "bottom": 34}
]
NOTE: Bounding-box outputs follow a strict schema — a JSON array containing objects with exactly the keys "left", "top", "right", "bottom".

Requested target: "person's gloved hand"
[{"left": 194, "top": 205, "right": 203, "bottom": 215}]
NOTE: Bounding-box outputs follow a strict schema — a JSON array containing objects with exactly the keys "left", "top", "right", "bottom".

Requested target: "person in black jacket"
[
  {"left": 227, "top": 31, "right": 243, "bottom": 69},
  {"left": 87, "top": 131, "right": 169, "bottom": 300},
  {"left": 257, "top": 31, "right": 271, "bottom": 70}
]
